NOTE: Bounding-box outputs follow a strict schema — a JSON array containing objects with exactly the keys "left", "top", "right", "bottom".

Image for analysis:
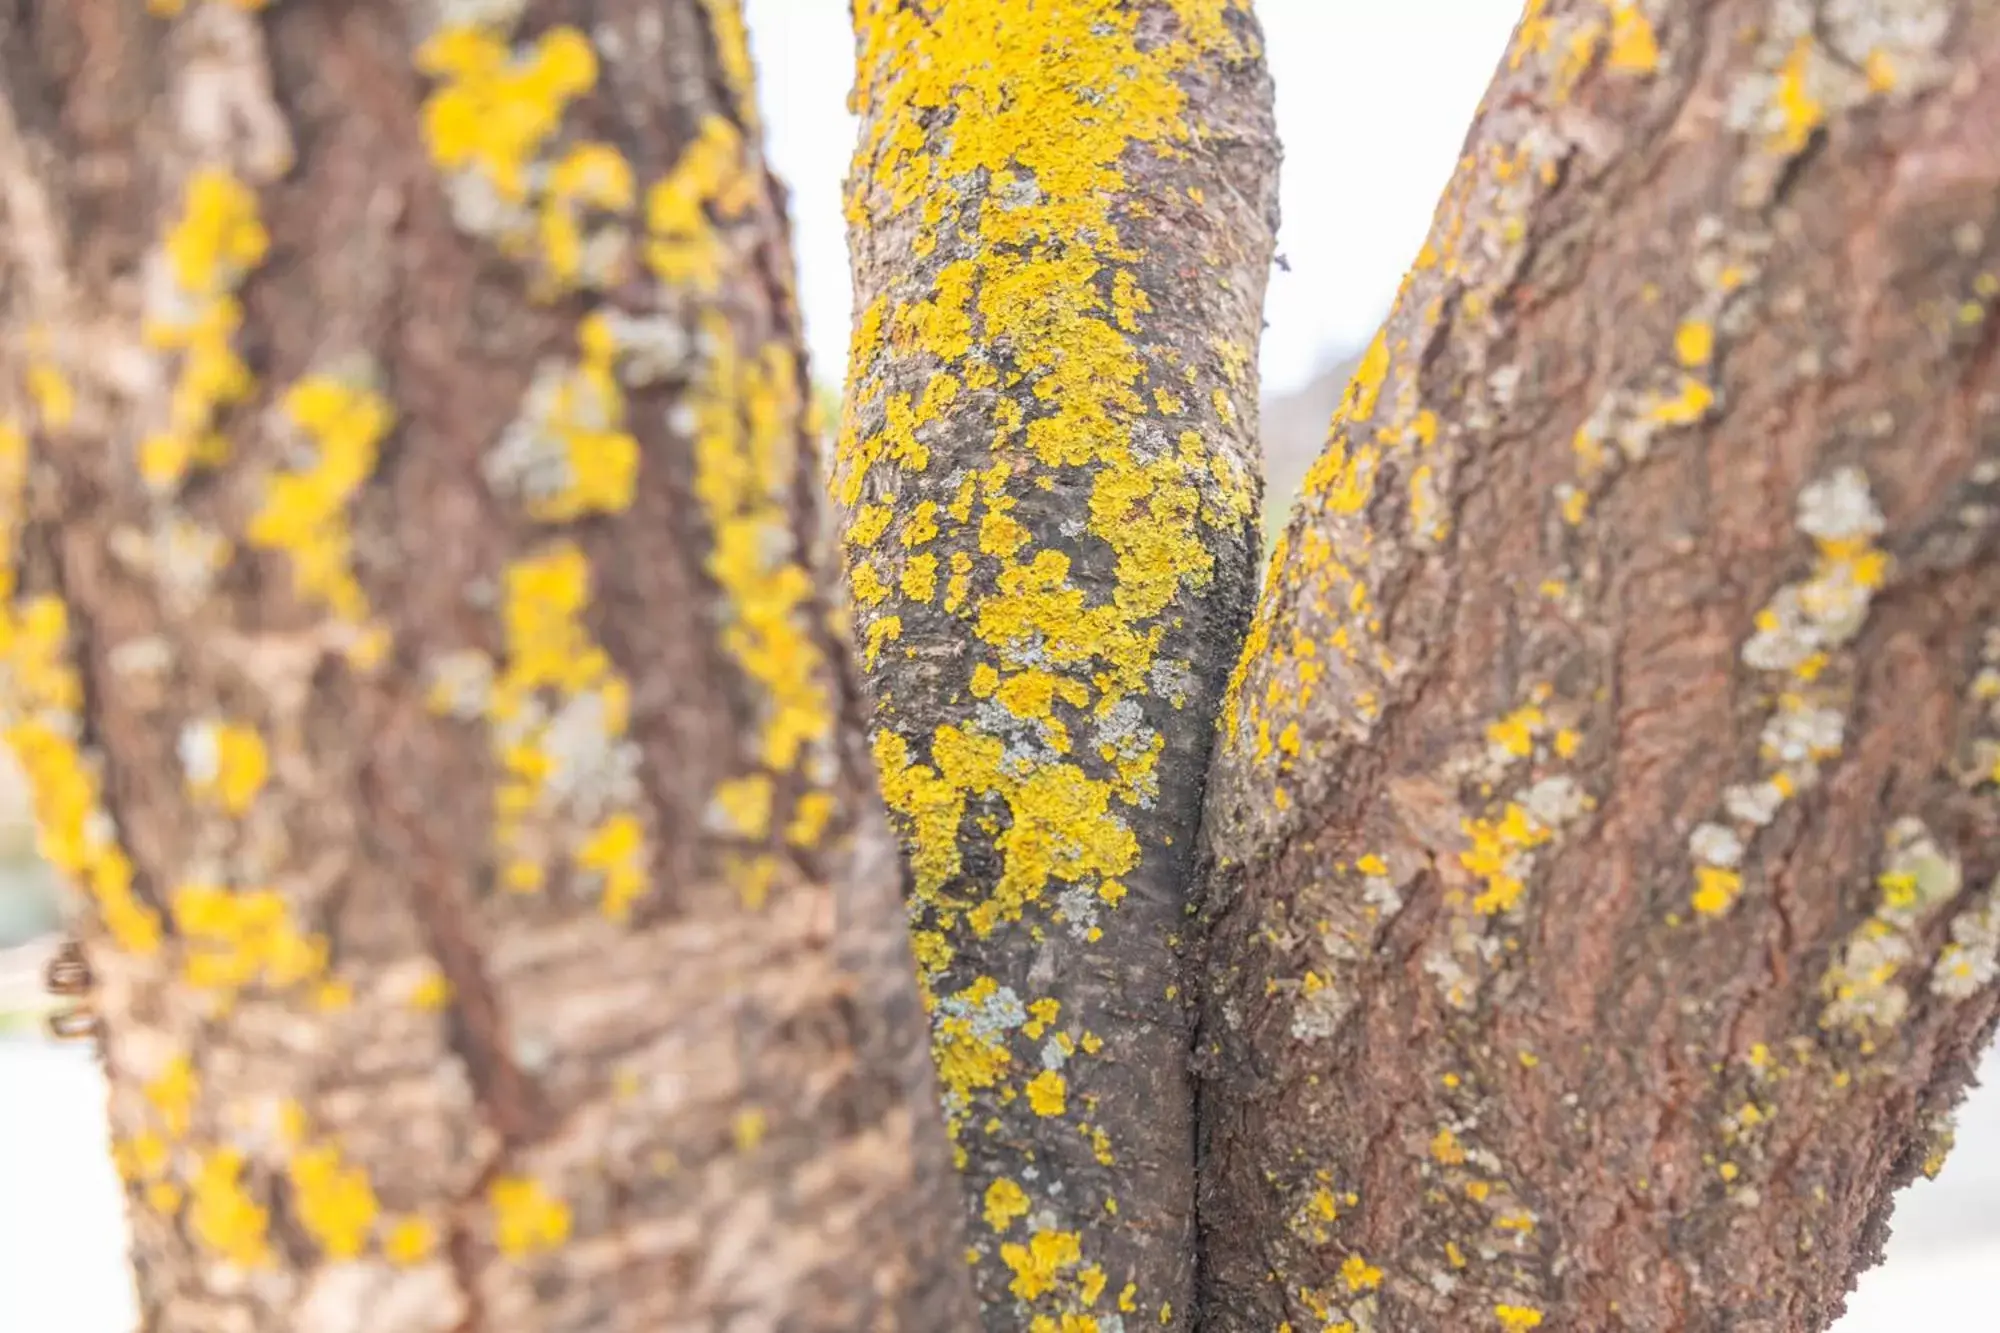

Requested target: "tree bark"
[
  {"left": 1195, "top": 2, "right": 2000, "bottom": 1330},
  {"left": 839, "top": 0, "right": 1277, "bottom": 1327},
  {"left": 0, "top": 2, "right": 972, "bottom": 1330}
]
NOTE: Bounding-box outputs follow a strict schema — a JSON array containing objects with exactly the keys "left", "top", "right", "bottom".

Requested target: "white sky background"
[{"left": 742, "top": 0, "right": 1528, "bottom": 397}]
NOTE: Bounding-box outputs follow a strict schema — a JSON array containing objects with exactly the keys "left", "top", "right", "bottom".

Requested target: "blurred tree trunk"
[
  {"left": 1195, "top": 2, "right": 2000, "bottom": 1330},
  {"left": 0, "top": 2, "right": 972, "bottom": 1330},
  {"left": 838, "top": 1, "right": 1278, "bottom": 1326}
]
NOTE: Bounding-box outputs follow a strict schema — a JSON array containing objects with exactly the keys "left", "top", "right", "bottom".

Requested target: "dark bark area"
[
  {"left": 838, "top": 0, "right": 1278, "bottom": 1326},
  {"left": 0, "top": 2, "right": 972, "bottom": 1330},
  {"left": 1195, "top": 2, "right": 2000, "bottom": 1330}
]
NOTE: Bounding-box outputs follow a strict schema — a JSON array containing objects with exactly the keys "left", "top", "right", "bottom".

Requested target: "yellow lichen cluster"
[
  {"left": 1725, "top": 15, "right": 1951, "bottom": 206},
  {"left": 1417, "top": 690, "right": 1592, "bottom": 1009},
  {"left": 246, "top": 371, "right": 394, "bottom": 664},
  {"left": 1685, "top": 467, "right": 1888, "bottom": 920},
  {"left": 489, "top": 1174, "right": 572, "bottom": 1257},
  {"left": 689, "top": 311, "right": 840, "bottom": 847},
  {"left": 0, "top": 599, "right": 162, "bottom": 954},
  {"left": 1267, "top": 1243, "right": 1390, "bottom": 1330},
  {"left": 140, "top": 167, "right": 265, "bottom": 495},
  {"left": 1001, "top": 1225, "right": 1116, "bottom": 1328},
  {"left": 109, "top": 1057, "right": 277, "bottom": 1267},
  {"left": 1819, "top": 818, "right": 1963, "bottom": 1035},
  {"left": 0, "top": 407, "right": 161, "bottom": 952},
  {"left": 419, "top": 11, "right": 762, "bottom": 297},
  {"left": 929, "top": 976, "right": 1099, "bottom": 1155},
  {"left": 171, "top": 881, "right": 329, "bottom": 999},
  {"left": 698, "top": 0, "right": 760, "bottom": 127},
  {"left": 1513, "top": 0, "right": 1659, "bottom": 98},
  {"left": 119, "top": 1057, "right": 195, "bottom": 1160},
  {"left": 477, "top": 544, "right": 647, "bottom": 916},
  {"left": 683, "top": 311, "right": 846, "bottom": 903},
  {"left": 180, "top": 718, "right": 268, "bottom": 816},
  {"left": 419, "top": 20, "right": 608, "bottom": 276},
  {"left": 168, "top": 1097, "right": 436, "bottom": 1267},
  {"left": 488, "top": 314, "right": 642, "bottom": 522},
  {"left": 420, "top": 20, "right": 598, "bottom": 195},
  {"left": 647, "top": 116, "right": 760, "bottom": 289},
  {"left": 124, "top": 1091, "right": 434, "bottom": 1266},
  {"left": 876, "top": 725, "right": 1138, "bottom": 949},
  {"left": 288, "top": 1138, "right": 382, "bottom": 1260},
  {"left": 188, "top": 1146, "right": 272, "bottom": 1267},
  {"left": 1284, "top": 1172, "right": 1351, "bottom": 1248}
]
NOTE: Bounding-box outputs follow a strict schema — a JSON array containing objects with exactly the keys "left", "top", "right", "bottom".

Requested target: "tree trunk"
[
  {"left": 839, "top": 0, "right": 1277, "bottom": 1326},
  {"left": 0, "top": 2, "right": 972, "bottom": 1330},
  {"left": 1195, "top": 1, "right": 2000, "bottom": 1330}
]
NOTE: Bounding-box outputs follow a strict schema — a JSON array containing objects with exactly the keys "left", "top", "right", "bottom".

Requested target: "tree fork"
[
  {"left": 0, "top": 1, "right": 972, "bottom": 1329},
  {"left": 1195, "top": 2, "right": 2000, "bottom": 1330},
  {"left": 838, "top": 0, "right": 1279, "bottom": 1326}
]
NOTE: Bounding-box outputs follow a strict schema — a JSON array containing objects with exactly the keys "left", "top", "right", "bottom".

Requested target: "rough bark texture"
[
  {"left": 0, "top": 2, "right": 973, "bottom": 1330},
  {"left": 1195, "top": 1, "right": 2000, "bottom": 1330},
  {"left": 838, "top": 1, "right": 1277, "bottom": 1327}
]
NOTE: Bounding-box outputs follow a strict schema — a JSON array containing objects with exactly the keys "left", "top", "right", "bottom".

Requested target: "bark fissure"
[{"left": 360, "top": 742, "right": 553, "bottom": 1152}]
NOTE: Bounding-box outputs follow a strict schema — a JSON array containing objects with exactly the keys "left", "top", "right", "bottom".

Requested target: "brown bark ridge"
[
  {"left": 0, "top": 2, "right": 972, "bottom": 1330},
  {"left": 1194, "top": 1, "right": 2000, "bottom": 1330},
  {"left": 838, "top": 0, "right": 1278, "bottom": 1327}
]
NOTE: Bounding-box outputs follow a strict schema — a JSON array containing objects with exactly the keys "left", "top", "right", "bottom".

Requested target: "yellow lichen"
[
  {"left": 484, "top": 543, "right": 650, "bottom": 916},
  {"left": 1772, "top": 38, "right": 1824, "bottom": 155},
  {"left": 488, "top": 1175, "right": 571, "bottom": 1257},
  {"left": 2, "top": 596, "right": 163, "bottom": 954},
  {"left": 408, "top": 967, "right": 454, "bottom": 1011},
  {"left": 288, "top": 1140, "right": 380, "bottom": 1260},
  {"left": 1001, "top": 1227, "right": 1083, "bottom": 1301},
  {"left": 188, "top": 1147, "right": 271, "bottom": 1267},
  {"left": 691, "top": 314, "right": 834, "bottom": 774},
  {"left": 183, "top": 720, "right": 268, "bottom": 815},
  {"left": 985, "top": 1176, "right": 1031, "bottom": 1231},
  {"left": 1674, "top": 319, "right": 1714, "bottom": 367},
  {"left": 733, "top": 1108, "right": 768, "bottom": 1153},
  {"left": 1025, "top": 1069, "right": 1069, "bottom": 1117},
  {"left": 383, "top": 1215, "right": 437, "bottom": 1264},
  {"left": 141, "top": 167, "right": 266, "bottom": 493},
  {"left": 173, "top": 882, "right": 328, "bottom": 997},
  {"left": 418, "top": 24, "right": 597, "bottom": 205},
  {"left": 1340, "top": 1254, "right": 1383, "bottom": 1292},
  {"left": 647, "top": 115, "right": 759, "bottom": 290},
  {"left": 247, "top": 371, "right": 393, "bottom": 637},
  {"left": 1603, "top": 1, "right": 1659, "bottom": 74},
  {"left": 1691, "top": 865, "right": 1743, "bottom": 917}
]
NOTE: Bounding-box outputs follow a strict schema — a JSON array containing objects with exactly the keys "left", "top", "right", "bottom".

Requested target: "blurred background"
[{"left": 3, "top": 2, "right": 1993, "bottom": 1328}]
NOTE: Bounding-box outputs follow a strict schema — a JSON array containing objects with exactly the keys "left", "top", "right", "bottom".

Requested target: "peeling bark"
[
  {"left": 838, "top": 0, "right": 1278, "bottom": 1326},
  {"left": 1195, "top": 2, "right": 2000, "bottom": 1330},
  {"left": 0, "top": 2, "right": 972, "bottom": 1330}
]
